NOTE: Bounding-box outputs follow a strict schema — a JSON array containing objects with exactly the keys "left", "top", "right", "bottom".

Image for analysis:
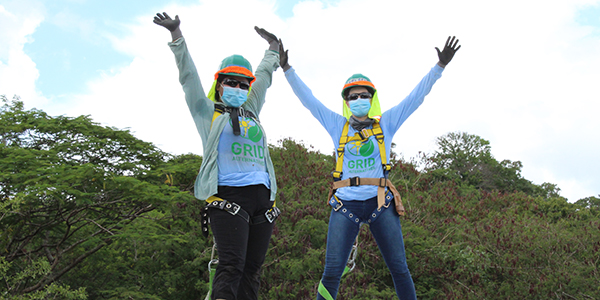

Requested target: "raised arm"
[
  {"left": 383, "top": 36, "right": 461, "bottom": 134},
  {"left": 280, "top": 39, "right": 346, "bottom": 140},
  {"left": 243, "top": 27, "right": 280, "bottom": 115},
  {"left": 154, "top": 12, "right": 213, "bottom": 143}
]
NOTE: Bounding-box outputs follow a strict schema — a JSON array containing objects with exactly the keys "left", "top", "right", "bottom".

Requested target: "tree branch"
[{"left": 21, "top": 239, "right": 111, "bottom": 293}]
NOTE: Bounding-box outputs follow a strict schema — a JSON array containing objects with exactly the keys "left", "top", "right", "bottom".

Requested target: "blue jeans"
[{"left": 317, "top": 196, "right": 416, "bottom": 300}]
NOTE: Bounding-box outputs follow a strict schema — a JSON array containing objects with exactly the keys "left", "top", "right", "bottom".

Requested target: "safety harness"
[
  {"left": 327, "top": 121, "right": 405, "bottom": 217},
  {"left": 319, "top": 121, "right": 406, "bottom": 300},
  {"left": 210, "top": 103, "right": 255, "bottom": 136},
  {"left": 201, "top": 102, "right": 281, "bottom": 299},
  {"left": 201, "top": 103, "right": 281, "bottom": 239}
]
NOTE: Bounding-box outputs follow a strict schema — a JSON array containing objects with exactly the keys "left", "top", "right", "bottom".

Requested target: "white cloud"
[
  {"left": 0, "top": 0, "right": 47, "bottom": 107},
  {"left": 2, "top": 0, "right": 599, "bottom": 201},
  {"left": 53, "top": 0, "right": 285, "bottom": 155}
]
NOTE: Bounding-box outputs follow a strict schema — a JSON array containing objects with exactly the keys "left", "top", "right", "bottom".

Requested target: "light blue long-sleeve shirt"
[
  {"left": 169, "top": 37, "right": 279, "bottom": 201},
  {"left": 284, "top": 65, "right": 444, "bottom": 200}
]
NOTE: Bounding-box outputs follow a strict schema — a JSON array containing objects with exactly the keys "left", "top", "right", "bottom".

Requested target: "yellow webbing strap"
[
  {"left": 333, "top": 122, "right": 351, "bottom": 179},
  {"left": 206, "top": 195, "right": 222, "bottom": 204},
  {"left": 211, "top": 105, "right": 225, "bottom": 128},
  {"left": 370, "top": 122, "right": 390, "bottom": 172},
  {"left": 333, "top": 121, "right": 389, "bottom": 180}
]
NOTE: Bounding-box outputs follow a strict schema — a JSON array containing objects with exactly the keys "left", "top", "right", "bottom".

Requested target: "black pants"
[{"left": 208, "top": 184, "right": 274, "bottom": 300}]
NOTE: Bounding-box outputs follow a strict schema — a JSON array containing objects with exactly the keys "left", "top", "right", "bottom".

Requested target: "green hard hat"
[
  {"left": 216, "top": 54, "right": 255, "bottom": 80},
  {"left": 341, "top": 73, "right": 376, "bottom": 98}
]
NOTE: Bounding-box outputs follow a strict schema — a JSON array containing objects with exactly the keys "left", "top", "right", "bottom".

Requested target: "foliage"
[
  {"left": 425, "top": 132, "right": 550, "bottom": 197},
  {"left": 2, "top": 96, "right": 599, "bottom": 299},
  {"left": 0, "top": 96, "right": 185, "bottom": 297},
  {"left": 576, "top": 195, "right": 600, "bottom": 211},
  {"left": 59, "top": 153, "right": 210, "bottom": 300}
]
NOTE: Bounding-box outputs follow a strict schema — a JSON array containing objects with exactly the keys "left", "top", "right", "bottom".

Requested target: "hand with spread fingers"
[
  {"left": 278, "top": 39, "right": 291, "bottom": 71},
  {"left": 153, "top": 12, "right": 182, "bottom": 41},
  {"left": 254, "top": 26, "right": 279, "bottom": 51},
  {"left": 435, "top": 36, "right": 461, "bottom": 68}
]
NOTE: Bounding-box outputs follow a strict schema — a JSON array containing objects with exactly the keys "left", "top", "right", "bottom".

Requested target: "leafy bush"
[{"left": 2, "top": 97, "right": 598, "bottom": 299}]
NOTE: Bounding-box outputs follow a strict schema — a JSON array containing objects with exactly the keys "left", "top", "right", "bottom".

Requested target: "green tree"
[
  {"left": 576, "top": 195, "right": 600, "bottom": 209},
  {"left": 575, "top": 195, "right": 600, "bottom": 217},
  {"left": 3, "top": 97, "right": 599, "bottom": 299},
  {"left": 428, "top": 131, "right": 542, "bottom": 195},
  {"left": 60, "top": 153, "right": 210, "bottom": 300},
  {"left": 0, "top": 96, "right": 185, "bottom": 297}
]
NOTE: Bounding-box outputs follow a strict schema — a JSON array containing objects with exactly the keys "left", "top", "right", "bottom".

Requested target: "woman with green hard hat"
[
  {"left": 154, "top": 12, "right": 281, "bottom": 300},
  {"left": 279, "top": 36, "right": 461, "bottom": 299}
]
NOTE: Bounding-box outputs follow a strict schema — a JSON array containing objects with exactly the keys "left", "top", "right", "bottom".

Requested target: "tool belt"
[
  {"left": 201, "top": 199, "right": 281, "bottom": 237},
  {"left": 327, "top": 177, "right": 405, "bottom": 216}
]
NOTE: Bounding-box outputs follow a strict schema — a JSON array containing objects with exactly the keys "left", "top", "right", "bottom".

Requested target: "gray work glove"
[
  {"left": 278, "top": 38, "right": 291, "bottom": 71},
  {"left": 254, "top": 26, "right": 279, "bottom": 51},
  {"left": 435, "top": 36, "right": 461, "bottom": 68},
  {"left": 153, "top": 12, "right": 182, "bottom": 41}
]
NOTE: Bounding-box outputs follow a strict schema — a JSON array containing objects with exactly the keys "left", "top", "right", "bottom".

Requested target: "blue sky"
[
  {"left": 22, "top": 0, "right": 317, "bottom": 98},
  {"left": 1, "top": 0, "right": 599, "bottom": 202}
]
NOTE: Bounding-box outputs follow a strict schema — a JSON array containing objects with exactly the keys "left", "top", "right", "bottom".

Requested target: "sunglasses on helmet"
[
  {"left": 222, "top": 78, "right": 250, "bottom": 90},
  {"left": 346, "top": 92, "right": 372, "bottom": 101}
]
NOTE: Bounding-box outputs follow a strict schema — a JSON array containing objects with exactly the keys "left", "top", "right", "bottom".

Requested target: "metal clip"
[
  {"left": 360, "top": 128, "right": 371, "bottom": 139},
  {"left": 265, "top": 207, "right": 280, "bottom": 223}
]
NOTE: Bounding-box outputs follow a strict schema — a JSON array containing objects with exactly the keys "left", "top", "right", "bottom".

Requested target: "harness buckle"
[
  {"left": 333, "top": 202, "right": 343, "bottom": 212},
  {"left": 379, "top": 178, "right": 387, "bottom": 188},
  {"left": 225, "top": 202, "right": 241, "bottom": 216},
  {"left": 349, "top": 176, "right": 360, "bottom": 186},
  {"left": 360, "top": 128, "right": 371, "bottom": 139},
  {"left": 330, "top": 196, "right": 344, "bottom": 212},
  {"left": 383, "top": 200, "right": 391, "bottom": 209},
  {"left": 265, "top": 207, "right": 281, "bottom": 223},
  {"left": 332, "top": 171, "right": 342, "bottom": 180}
]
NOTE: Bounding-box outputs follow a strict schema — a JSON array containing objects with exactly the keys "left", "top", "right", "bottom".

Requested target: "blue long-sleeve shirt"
[{"left": 284, "top": 65, "right": 444, "bottom": 200}]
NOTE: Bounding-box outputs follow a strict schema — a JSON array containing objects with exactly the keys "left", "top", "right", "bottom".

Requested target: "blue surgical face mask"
[
  {"left": 220, "top": 85, "right": 248, "bottom": 107},
  {"left": 349, "top": 98, "right": 371, "bottom": 117}
]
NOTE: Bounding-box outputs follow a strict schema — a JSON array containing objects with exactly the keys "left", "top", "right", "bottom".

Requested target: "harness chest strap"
[
  {"left": 211, "top": 103, "right": 257, "bottom": 128},
  {"left": 328, "top": 177, "right": 405, "bottom": 216},
  {"left": 332, "top": 121, "right": 390, "bottom": 180}
]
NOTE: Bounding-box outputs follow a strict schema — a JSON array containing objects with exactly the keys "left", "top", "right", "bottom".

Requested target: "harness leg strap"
[{"left": 203, "top": 199, "right": 281, "bottom": 236}]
